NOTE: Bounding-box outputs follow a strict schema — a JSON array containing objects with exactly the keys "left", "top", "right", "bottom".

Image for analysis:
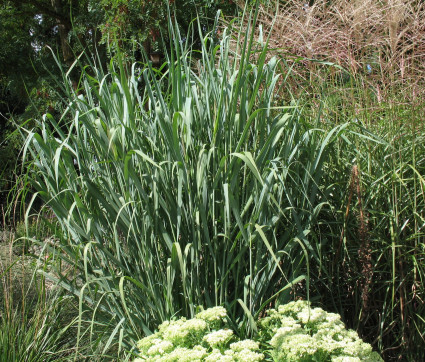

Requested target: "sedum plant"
[
  {"left": 259, "top": 301, "right": 383, "bottom": 362},
  {"left": 135, "top": 306, "right": 264, "bottom": 361},
  {"left": 135, "top": 304, "right": 383, "bottom": 361}
]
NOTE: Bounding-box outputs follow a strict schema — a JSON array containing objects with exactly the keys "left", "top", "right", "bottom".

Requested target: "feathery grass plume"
[
  {"left": 250, "top": 0, "right": 425, "bottom": 102},
  {"left": 347, "top": 165, "right": 372, "bottom": 322}
]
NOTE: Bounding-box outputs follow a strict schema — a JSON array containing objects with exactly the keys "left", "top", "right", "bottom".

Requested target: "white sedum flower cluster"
[
  {"left": 203, "top": 329, "right": 234, "bottom": 347},
  {"left": 159, "top": 318, "right": 207, "bottom": 346},
  {"left": 135, "top": 307, "right": 263, "bottom": 361},
  {"left": 195, "top": 306, "right": 227, "bottom": 322},
  {"left": 260, "top": 300, "right": 383, "bottom": 361},
  {"left": 135, "top": 302, "right": 383, "bottom": 361}
]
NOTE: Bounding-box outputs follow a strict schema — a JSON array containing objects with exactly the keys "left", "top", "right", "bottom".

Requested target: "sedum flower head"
[
  {"left": 270, "top": 324, "right": 303, "bottom": 349},
  {"left": 137, "top": 333, "right": 161, "bottom": 354},
  {"left": 183, "top": 318, "right": 208, "bottom": 333},
  {"left": 163, "top": 346, "right": 208, "bottom": 361},
  {"left": 229, "top": 339, "right": 260, "bottom": 352},
  {"left": 204, "top": 348, "right": 263, "bottom": 362},
  {"left": 203, "top": 329, "right": 234, "bottom": 348},
  {"left": 146, "top": 340, "right": 174, "bottom": 356},
  {"left": 196, "top": 306, "right": 227, "bottom": 329},
  {"left": 273, "top": 332, "right": 319, "bottom": 360},
  {"left": 196, "top": 306, "right": 227, "bottom": 320},
  {"left": 161, "top": 321, "right": 189, "bottom": 346},
  {"left": 156, "top": 318, "right": 207, "bottom": 346},
  {"left": 297, "top": 306, "right": 327, "bottom": 325},
  {"left": 234, "top": 349, "right": 264, "bottom": 361},
  {"left": 277, "top": 300, "right": 310, "bottom": 317},
  {"left": 205, "top": 351, "right": 234, "bottom": 362}
]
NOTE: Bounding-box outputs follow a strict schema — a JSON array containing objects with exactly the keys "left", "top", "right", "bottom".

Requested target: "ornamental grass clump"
[
  {"left": 135, "top": 306, "right": 264, "bottom": 361},
  {"left": 22, "top": 6, "right": 351, "bottom": 351},
  {"left": 259, "top": 300, "right": 383, "bottom": 361}
]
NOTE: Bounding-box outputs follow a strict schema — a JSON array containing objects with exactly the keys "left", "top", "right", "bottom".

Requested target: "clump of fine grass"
[{"left": 0, "top": 229, "right": 81, "bottom": 361}]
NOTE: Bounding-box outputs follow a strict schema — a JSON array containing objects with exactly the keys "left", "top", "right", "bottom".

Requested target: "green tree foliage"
[
  {"left": 0, "top": 2, "right": 40, "bottom": 209},
  {"left": 98, "top": 0, "right": 236, "bottom": 57},
  {"left": 0, "top": 0, "right": 236, "bottom": 119}
]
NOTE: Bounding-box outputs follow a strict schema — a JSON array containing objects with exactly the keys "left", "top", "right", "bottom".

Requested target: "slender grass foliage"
[
  {"left": 23, "top": 11, "right": 350, "bottom": 352},
  {"left": 277, "top": 37, "right": 425, "bottom": 361},
  {"left": 317, "top": 106, "right": 425, "bottom": 360},
  {"left": 0, "top": 233, "right": 79, "bottom": 361}
]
